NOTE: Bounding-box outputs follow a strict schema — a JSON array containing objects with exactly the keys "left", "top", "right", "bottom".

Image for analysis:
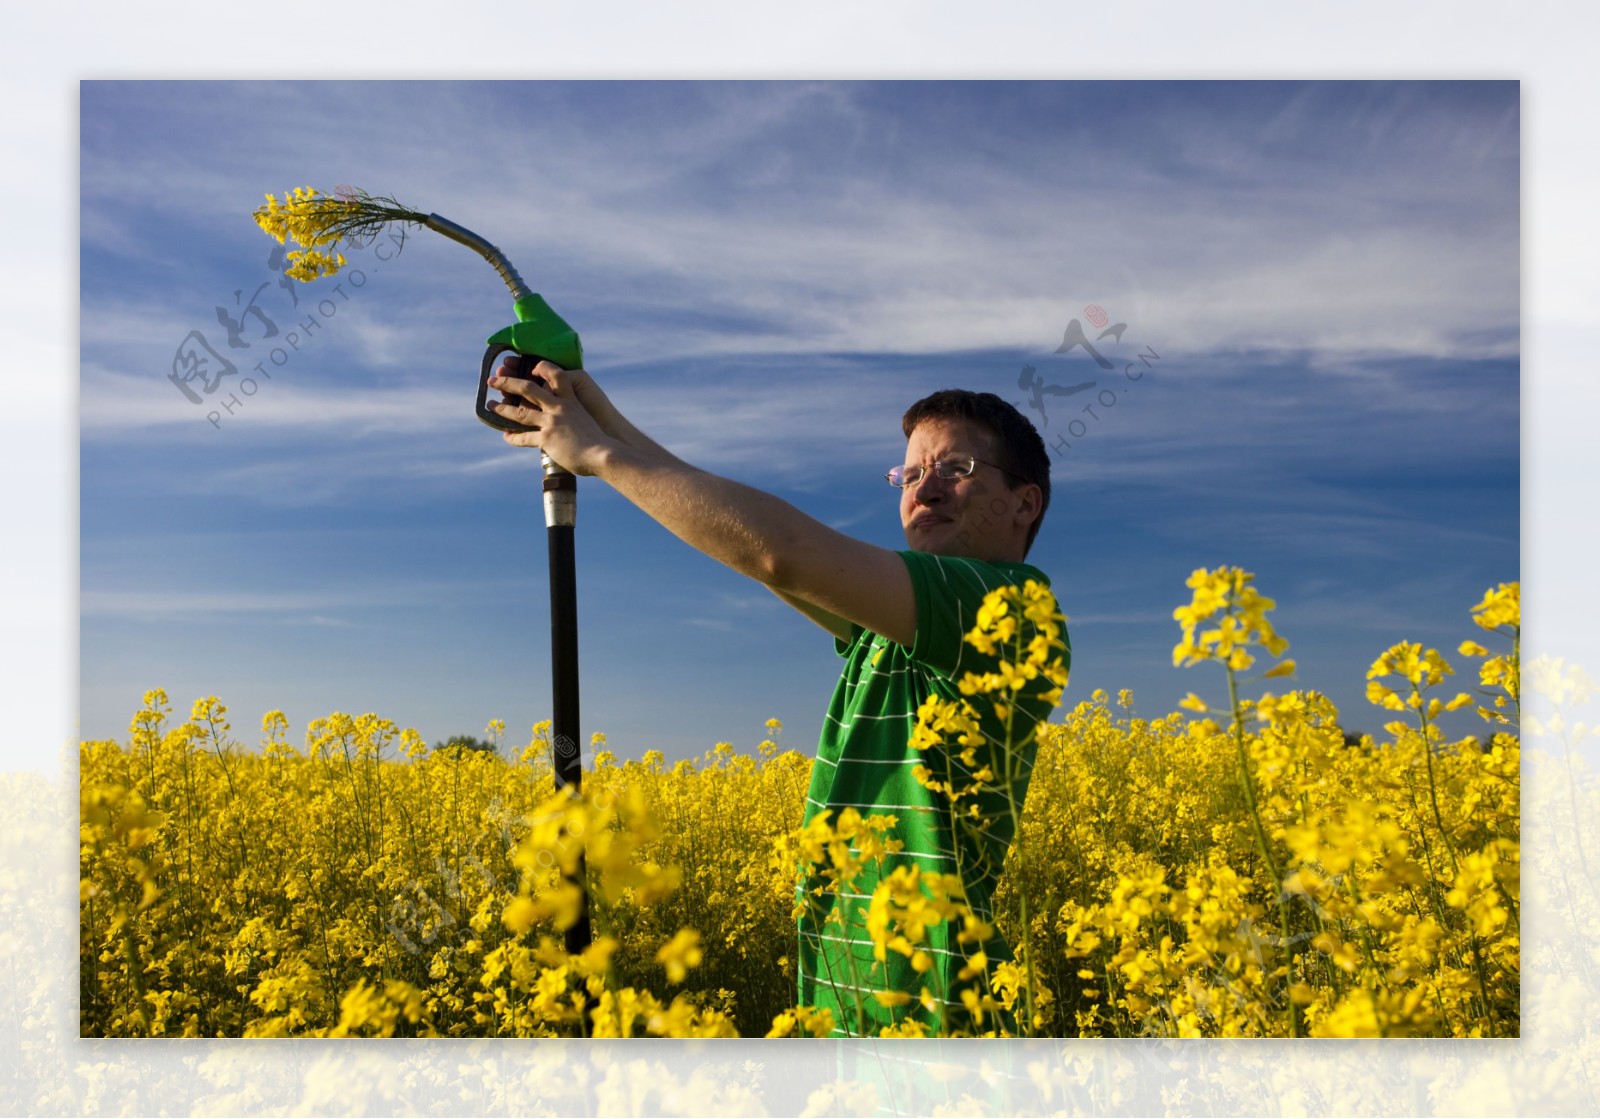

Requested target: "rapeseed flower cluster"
[
  {"left": 254, "top": 185, "right": 424, "bottom": 282},
  {"left": 79, "top": 574, "right": 1518, "bottom": 1037}
]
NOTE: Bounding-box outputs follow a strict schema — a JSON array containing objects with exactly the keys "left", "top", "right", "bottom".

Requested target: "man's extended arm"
[{"left": 487, "top": 361, "right": 913, "bottom": 648}]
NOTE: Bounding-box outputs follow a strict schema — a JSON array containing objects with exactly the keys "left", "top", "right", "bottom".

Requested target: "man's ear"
[{"left": 1012, "top": 483, "right": 1044, "bottom": 531}]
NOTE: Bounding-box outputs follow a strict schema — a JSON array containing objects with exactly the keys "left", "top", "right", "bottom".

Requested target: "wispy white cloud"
[
  {"left": 81, "top": 345, "right": 928, "bottom": 504},
  {"left": 81, "top": 578, "right": 478, "bottom": 621},
  {"left": 79, "top": 364, "right": 466, "bottom": 436}
]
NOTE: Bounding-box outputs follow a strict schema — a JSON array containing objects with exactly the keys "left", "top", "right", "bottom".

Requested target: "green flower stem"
[
  {"left": 996, "top": 620, "right": 1039, "bottom": 1035},
  {"left": 1224, "top": 660, "right": 1300, "bottom": 1038},
  {"left": 1411, "top": 687, "right": 1494, "bottom": 1029}
]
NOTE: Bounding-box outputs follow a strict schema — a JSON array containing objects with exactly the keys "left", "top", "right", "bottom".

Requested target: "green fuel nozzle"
[
  {"left": 421, "top": 213, "right": 584, "bottom": 433},
  {"left": 478, "top": 294, "right": 585, "bottom": 433}
]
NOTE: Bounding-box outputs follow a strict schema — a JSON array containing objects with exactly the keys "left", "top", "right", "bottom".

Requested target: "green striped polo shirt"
[{"left": 795, "top": 550, "right": 1066, "bottom": 1037}]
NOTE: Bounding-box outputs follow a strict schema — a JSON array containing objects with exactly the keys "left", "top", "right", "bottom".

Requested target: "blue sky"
[{"left": 77, "top": 80, "right": 1519, "bottom": 761}]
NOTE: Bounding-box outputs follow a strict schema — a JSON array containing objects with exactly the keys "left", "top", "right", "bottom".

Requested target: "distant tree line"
[{"left": 432, "top": 734, "right": 501, "bottom": 759}]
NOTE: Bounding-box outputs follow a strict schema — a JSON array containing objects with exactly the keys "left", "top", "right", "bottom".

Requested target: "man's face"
[{"left": 899, "top": 417, "right": 1029, "bottom": 563}]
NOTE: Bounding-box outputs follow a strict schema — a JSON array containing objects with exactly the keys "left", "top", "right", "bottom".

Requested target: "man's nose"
[{"left": 911, "top": 470, "right": 947, "bottom": 503}]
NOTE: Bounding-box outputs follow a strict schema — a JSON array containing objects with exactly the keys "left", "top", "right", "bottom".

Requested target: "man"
[{"left": 487, "top": 360, "right": 1066, "bottom": 1036}]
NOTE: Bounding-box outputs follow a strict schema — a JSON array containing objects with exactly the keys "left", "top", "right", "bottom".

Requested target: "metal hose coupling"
[
  {"left": 423, "top": 213, "right": 533, "bottom": 303},
  {"left": 542, "top": 452, "right": 577, "bottom": 529}
]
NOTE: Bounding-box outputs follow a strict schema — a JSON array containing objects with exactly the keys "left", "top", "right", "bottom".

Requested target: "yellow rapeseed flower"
[
  {"left": 1172, "top": 566, "right": 1289, "bottom": 669},
  {"left": 655, "top": 928, "right": 704, "bottom": 984},
  {"left": 1471, "top": 582, "right": 1520, "bottom": 632}
]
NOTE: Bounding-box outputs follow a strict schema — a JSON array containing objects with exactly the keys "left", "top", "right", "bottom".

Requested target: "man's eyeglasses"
[{"left": 886, "top": 454, "right": 1019, "bottom": 489}]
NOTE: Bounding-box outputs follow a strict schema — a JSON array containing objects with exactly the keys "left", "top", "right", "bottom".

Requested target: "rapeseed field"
[{"left": 79, "top": 571, "right": 1520, "bottom": 1038}]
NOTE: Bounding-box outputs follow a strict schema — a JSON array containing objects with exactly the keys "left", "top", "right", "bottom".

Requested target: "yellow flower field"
[{"left": 79, "top": 572, "right": 1520, "bottom": 1038}]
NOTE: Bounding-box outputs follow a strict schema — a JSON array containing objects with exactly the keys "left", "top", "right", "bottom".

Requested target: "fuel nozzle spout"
[{"left": 423, "top": 213, "right": 532, "bottom": 303}]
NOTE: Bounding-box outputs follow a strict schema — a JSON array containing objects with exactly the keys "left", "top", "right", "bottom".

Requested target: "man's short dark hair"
[{"left": 901, "top": 389, "right": 1051, "bottom": 556}]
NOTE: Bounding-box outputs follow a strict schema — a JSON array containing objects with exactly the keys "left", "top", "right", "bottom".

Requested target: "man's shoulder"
[
  {"left": 895, "top": 549, "right": 1051, "bottom": 592},
  {"left": 894, "top": 550, "right": 1056, "bottom": 675}
]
